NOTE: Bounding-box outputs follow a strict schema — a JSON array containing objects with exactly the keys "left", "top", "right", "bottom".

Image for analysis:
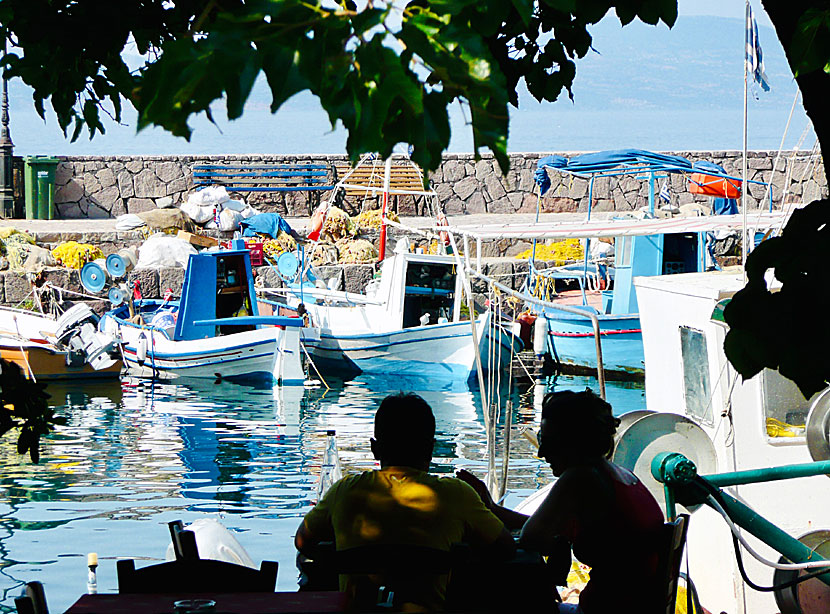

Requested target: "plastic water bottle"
[
  {"left": 316, "top": 430, "right": 343, "bottom": 502},
  {"left": 87, "top": 552, "right": 98, "bottom": 594}
]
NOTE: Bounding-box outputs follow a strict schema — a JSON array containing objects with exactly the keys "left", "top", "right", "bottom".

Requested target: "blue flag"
[{"left": 746, "top": 4, "right": 770, "bottom": 92}]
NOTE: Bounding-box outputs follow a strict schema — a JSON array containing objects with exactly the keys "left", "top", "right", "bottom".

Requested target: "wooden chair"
[
  {"left": 657, "top": 513, "right": 690, "bottom": 614},
  {"left": 117, "top": 558, "right": 278, "bottom": 594},
  {"left": 118, "top": 519, "right": 278, "bottom": 594},
  {"left": 14, "top": 581, "right": 48, "bottom": 614}
]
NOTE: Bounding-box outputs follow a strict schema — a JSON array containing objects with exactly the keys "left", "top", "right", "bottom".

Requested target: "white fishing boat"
[
  {"left": 100, "top": 240, "right": 305, "bottom": 383},
  {"left": 0, "top": 304, "right": 120, "bottom": 380},
  {"left": 260, "top": 154, "right": 522, "bottom": 382},
  {"left": 265, "top": 239, "right": 520, "bottom": 380},
  {"left": 628, "top": 270, "right": 830, "bottom": 614}
]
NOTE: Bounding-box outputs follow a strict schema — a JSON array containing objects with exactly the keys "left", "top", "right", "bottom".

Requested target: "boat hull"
[
  {"left": 0, "top": 343, "right": 121, "bottom": 380},
  {"left": 304, "top": 319, "right": 519, "bottom": 380},
  {"left": 542, "top": 311, "right": 644, "bottom": 376},
  {"left": 104, "top": 318, "right": 304, "bottom": 383}
]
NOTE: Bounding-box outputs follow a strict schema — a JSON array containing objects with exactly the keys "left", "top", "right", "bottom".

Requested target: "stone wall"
[{"left": 53, "top": 151, "right": 827, "bottom": 219}]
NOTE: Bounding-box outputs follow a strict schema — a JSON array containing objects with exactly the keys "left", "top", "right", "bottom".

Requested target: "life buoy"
[
  {"left": 307, "top": 202, "right": 329, "bottom": 242},
  {"left": 136, "top": 332, "right": 147, "bottom": 366},
  {"left": 436, "top": 211, "right": 450, "bottom": 246}
]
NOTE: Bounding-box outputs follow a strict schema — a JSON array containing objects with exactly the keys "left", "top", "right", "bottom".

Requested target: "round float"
[
  {"left": 80, "top": 260, "right": 108, "bottom": 294},
  {"left": 612, "top": 412, "right": 717, "bottom": 515}
]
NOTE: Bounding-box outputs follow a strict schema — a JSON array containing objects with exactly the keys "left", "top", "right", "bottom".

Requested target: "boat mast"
[
  {"left": 742, "top": 0, "right": 749, "bottom": 278},
  {"left": 378, "top": 157, "right": 393, "bottom": 262}
]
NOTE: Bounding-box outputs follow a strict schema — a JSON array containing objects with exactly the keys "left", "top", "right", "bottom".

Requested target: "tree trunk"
[{"left": 762, "top": 1, "right": 830, "bottom": 188}]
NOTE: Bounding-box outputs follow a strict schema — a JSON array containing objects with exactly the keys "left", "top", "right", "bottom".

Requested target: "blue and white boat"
[
  {"left": 444, "top": 150, "right": 788, "bottom": 377},
  {"left": 100, "top": 239, "right": 305, "bottom": 383},
  {"left": 262, "top": 238, "right": 521, "bottom": 381}
]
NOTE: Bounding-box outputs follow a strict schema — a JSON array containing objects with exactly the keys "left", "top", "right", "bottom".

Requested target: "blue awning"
[{"left": 534, "top": 149, "right": 732, "bottom": 196}]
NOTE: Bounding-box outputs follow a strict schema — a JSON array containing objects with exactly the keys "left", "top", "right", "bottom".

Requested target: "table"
[{"left": 63, "top": 591, "right": 348, "bottom": 614}]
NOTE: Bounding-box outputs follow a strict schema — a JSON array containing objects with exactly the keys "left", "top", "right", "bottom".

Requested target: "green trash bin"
[{"left": 24, "top": 156, "right": 59, "bottom": 219}]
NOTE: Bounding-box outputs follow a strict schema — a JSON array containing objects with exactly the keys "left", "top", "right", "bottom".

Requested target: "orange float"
[{"left": 688, "top": 173, "right": 742, "bottom": 198}]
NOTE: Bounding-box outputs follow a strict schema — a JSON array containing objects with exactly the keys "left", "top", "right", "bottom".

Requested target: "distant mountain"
[{"left": 7, "top": 14, "right": 812, "bottom": 156}]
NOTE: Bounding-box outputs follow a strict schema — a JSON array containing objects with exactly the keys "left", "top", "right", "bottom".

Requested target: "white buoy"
[
  {"left": 532, "top": 317, "right": 548, "bottom": 356},
  {"left": 136, "top": 332, "right": 147, "bottom": 366}
]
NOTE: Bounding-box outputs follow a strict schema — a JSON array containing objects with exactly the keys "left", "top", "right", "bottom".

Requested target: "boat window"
[
  {"left": 616, "top": 236, "right": 631, "bottom": 267},
  {"left": 679, "top": 326, "right": 714, "bottom": 425},
  {"left": 402, "top": 262, "right": 456, "bottom": 328},
  {"left": 761, "top": 369, "right": 813, "bottom": 439}
]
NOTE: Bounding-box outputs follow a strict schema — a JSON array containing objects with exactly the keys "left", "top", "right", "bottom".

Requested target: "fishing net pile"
[
  {"left": 51, "top": 241, "right": 104, "bottom": 269},
  {"left": 335, "top": 239, "right": 378, "bottom": 264},
  {"left": 262, "top": 231, "right": 298, "bottom": 258},
  {"left": 354, "top": 209, "right": 399, "bottom": 230},
  {"left": 1, "top": 229, "right": 54, "bottom": 273},
  {"left": 320, "top": 206, "right": 355, "bottom": 241},
  {"left": 516, "top": 239, "right": 584, "bottom": 265}
]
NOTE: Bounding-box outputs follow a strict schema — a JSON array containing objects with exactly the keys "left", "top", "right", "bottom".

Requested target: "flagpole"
[{"left": 742, "top": 0, "right": 750, "bottom": 280}]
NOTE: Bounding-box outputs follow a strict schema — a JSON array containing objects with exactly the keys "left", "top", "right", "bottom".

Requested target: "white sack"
[
  {"left": 164, "top": 518, "right": 257, "bottom": 569},
  {"left": 240, "top": 205, "right": 259, "bottom": 219},
  {"left": 218, "top": 208, "right": 244, "bottom": 232},
  {"left": 115, "top": 214, "right": 146, "bottom": 231},
  {"left": 181, "top": 200, "right": 216, "bottom": 225},
  {"left": 137, "top": 233, "right": 197, "bottom": 269},
  {"left": 220, "top": 199, "right": 247, "bottom": 212},
  {"left": 188, "top": 186, "right": 230, "bottom": 207}
]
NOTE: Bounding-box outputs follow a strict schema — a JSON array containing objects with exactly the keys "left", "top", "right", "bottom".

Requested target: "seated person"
[
  {"left": 295, "top": 392, "right": 515, "bottom": 611},
  {"left": 458, "top": 390, "right": 665, "bottom": 614}
]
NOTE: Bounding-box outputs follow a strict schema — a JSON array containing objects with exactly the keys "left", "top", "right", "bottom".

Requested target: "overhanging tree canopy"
[{"left": 0, "top": 0, "right": 678, "bottom": 174}]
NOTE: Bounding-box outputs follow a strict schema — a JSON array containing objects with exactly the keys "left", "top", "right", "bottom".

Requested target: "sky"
[{"left": 5, "top": 0, "right": 811, "bottom": 157}]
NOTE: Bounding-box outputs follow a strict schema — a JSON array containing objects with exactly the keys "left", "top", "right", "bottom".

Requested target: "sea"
[{"left": 0, "top": 372, "right": 645, "bottom": 613}]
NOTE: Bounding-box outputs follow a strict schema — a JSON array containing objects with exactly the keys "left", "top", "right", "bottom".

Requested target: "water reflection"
[{"left": 0, "top": 372, "right": 643, "bottom": 612}]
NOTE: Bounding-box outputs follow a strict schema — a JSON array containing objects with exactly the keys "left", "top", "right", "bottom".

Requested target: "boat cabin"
[
  {"left": 607, "top": 231, "right": 705, "bottom": 314},
  {"left": 368, "top": 240, "right": 464, "bottom": 329},
  {"left": 634, "top": 271, "right": 828, "bottom": 614},
  {"left": 175, "top": 244, "right": 259, "bottom": 340}
]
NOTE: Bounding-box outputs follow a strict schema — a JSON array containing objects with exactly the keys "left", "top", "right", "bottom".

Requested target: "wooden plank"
[{"left": 177, "top": 231, "right": 219, "bottom": 248}]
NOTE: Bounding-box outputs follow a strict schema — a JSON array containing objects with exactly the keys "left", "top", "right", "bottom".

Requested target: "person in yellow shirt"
[{"left": 295, "top": 392, "right": 515, "bottom": 611}]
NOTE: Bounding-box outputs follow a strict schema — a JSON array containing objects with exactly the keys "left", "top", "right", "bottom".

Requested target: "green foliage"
[
  {"left": 0, "top": 0, "right": 676, "bottom": 173},
  {"left": 788, "top": 9, "right": 830, "bottom": 77},
  {"left": 723, "top": 199, "right": 830, "bottom": 399},
  {"left": 0, "top": 358, "right": 63, "bottom": 463}
]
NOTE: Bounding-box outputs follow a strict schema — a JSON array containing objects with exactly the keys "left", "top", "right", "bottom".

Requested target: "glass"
[
  {"left": 679, "top": 326, "right": 713, "bottom": 425},
  {"left": 173, "top": 599, "right": 216, "bottom": 614}
]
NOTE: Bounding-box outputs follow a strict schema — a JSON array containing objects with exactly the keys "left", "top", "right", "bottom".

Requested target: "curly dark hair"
[{"left": 540, "top": 389, "right": 621, "bottom": 459}]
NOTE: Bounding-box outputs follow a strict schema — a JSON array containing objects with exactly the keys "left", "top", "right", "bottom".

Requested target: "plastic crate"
[{"left": 246, "top": 240, "right": 264, "bottom": 266}]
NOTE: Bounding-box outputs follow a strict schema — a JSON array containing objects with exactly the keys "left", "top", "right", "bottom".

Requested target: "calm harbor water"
[{"left": 0, "top": 373, "right": 644, "bottom": 613}]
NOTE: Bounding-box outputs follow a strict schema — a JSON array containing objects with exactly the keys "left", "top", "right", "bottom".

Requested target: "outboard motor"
[{"left": 54, "top": 304, "right": 118, "bottom": 371}]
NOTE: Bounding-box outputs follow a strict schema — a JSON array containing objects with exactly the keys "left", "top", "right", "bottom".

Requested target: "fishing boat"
[
  {"left": 100, "top": 239, "right": 305, "bottom": 383},
  {"left": 260, "top": 154, "right": 522, "bottom": 382},
  {"left": 445, "top": 149, "right": 783, "bottom": 377},
  {"left": 0, "top": 304, "right": 121, "bottom": 380},
  {"left": 627, "top": 269, "right": 830, "bottom": 614},
  {"left": 264, "top": 239, "right": 520, "bottom": 380}
]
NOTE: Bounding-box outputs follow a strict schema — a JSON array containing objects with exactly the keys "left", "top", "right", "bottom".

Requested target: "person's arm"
[
  {"left": 294, "top": 517, "right": 334, "bottom": 557},
  {"left": 456, "top": 469, "right": 528, "bottom": 531},
  {"left": 519, "top": 466, "right": 611, "bottom": 555},
  {"left": 294, "top": 485, "right": 337, "bottom": 557}
]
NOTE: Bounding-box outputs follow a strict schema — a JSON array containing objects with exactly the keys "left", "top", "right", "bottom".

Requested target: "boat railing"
[{"left": 259, "top": 287, "right": 385, "bottom": 307}]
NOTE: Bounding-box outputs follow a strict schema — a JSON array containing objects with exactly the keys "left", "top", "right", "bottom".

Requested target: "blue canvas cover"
[{"left": 239, "top": 213, "right": 296, "bottom": 239}]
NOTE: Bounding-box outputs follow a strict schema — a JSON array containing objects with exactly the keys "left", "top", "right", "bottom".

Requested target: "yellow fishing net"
[
  {"left": 320, "top": 205, "right": 352, "bottom": 241},
  {"left": 516, "top": 238, "right": 584, "bottom": 264},
  {"left": 336, "top": 238, "right": 377, "bottom": 264},
  {"left": 354, "top": 209, "right": 400, "bottom": 230},
  {"left": 262, "top": 231, "right": 297, "bottom": 258},
  {"left": 51, "top": 241, "right": 104, "bottom": 269}
]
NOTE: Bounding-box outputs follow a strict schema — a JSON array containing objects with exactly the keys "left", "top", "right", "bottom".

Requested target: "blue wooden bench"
[{"left": 192, "top": 163, "right": 334, "bottom": 193}]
